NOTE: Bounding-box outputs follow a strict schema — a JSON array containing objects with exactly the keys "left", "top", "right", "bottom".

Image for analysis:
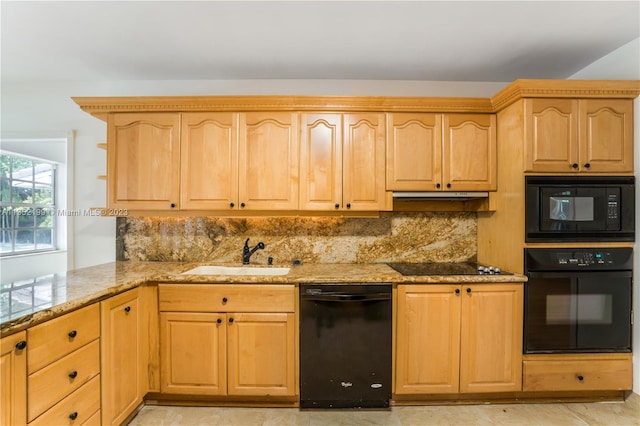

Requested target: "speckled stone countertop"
[{"left": 1, "top": 261, "right": 526, "bottom": 337}]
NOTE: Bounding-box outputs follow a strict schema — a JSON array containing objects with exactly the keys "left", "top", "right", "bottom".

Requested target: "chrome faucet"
[{"left": 242, "top": 238, "right": 265, "bottom": 265}]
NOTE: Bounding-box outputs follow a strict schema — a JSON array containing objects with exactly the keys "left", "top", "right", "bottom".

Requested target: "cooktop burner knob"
[{"left": 495, "top": 267, "right": 501, "bottom": 274}]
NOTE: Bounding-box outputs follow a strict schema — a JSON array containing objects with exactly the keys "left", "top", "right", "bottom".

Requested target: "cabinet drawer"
[
  {"left": 29, "top": 374, "right": 100, "bottom": 426},
  {"left": 523, "top": 354, "right": 632, "bottom": 391},
  {"left": 28, "top": 339, "right": 100, "bottom": 422},
  {"left": 28, "top": 304, "right": 100, "bottom": 373},
  {"left": 159, "top": 284, "right": 295, "bottom": 312}
]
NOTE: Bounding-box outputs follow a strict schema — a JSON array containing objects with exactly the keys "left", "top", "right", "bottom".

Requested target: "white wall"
[
  {"left": 0, "top": 79, "right": 506, "bottom": 271},
  {"left": 570, "top": 36, "right": 640, "bottom": 395}
]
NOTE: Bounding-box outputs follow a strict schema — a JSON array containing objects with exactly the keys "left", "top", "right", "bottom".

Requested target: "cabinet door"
[
  {"left": 386, "top": 113, "right": 442, "bottom": 191},
  {"left": 299, "top": 113, "right": 343, "bottom": 210},
  {"left": 579, "top": 99, "right": 633, "bottom": 173},
  {"left": 181, "top": 113, "right": 239, "bottom": 209},
  {"left": 395, "top": 285, "right": 461, "bottom": 394},
  {"left": 343, "top": 113, "right": 388, "bottom": 211},
  {"left": 227, "top": 313, "right": 296, "bottom": 397},
  {"left": 0, "top": 331, "right": 27, "bottom": 426},
  {"left": 443, "top": 114, "right": 496, "bottom": 191},
  {"left": 459, "top": 284, "right": 523, "bottom": 393},
  {"left": 101, "top": 289, "right": 142, "bottom": 426},
  {"left": 160, "top": 312, "right": 227, "bottom": 395},
  {"left": 108, "top": 113, "right": 181, "bottom": 209},
  {"left": 238, "top": 112, "right": 299, "bottom": 210},
  {"left": 524, "top": 99, "right": 579, "bottom": 173}
]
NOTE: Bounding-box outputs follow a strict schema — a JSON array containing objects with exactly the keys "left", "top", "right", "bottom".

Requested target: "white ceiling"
[{"left": 2, "top": 1, "right": 639, "bottom": 82}]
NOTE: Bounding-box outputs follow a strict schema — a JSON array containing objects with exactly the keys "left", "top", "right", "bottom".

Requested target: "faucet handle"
[{"left": 244, "top": 238, "right": 250, "bottom": 248}]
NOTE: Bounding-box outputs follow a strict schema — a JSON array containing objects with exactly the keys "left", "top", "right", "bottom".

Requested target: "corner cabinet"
[
  {"left": 108, "top": 113, "right": 181, "bottom": 210},
  {"left": 524, "top": 98, "right": 633, "bottom": 173},
  {"left": 1, "top": 331, "right": 27, "bottom": 426},
  {"left": 100, "top": 288, "right": 143, "bottom": 426},
  {"left": 300, "top": 113, "right": 389, "bottom": 211},
  {"left": 386, "top": 113, "right": 496, "bottom": 191},
  {"left": 395, "top": 283, "right": 523, "bottom": 395},
  {"left": 158, "top": 284, "right": 297, "bottom": 399}
]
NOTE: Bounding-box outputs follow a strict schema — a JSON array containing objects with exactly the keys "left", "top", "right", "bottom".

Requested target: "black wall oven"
[
  {"left": 525, "top": 176, "right": 635, "bottom": 242},
  {"left": 524, "top": 247, "right": 633, "bottom": 353}
]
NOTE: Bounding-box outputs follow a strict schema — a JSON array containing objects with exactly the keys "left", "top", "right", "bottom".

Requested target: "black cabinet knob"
[
  {"left": 69, "top": 412, "right": 78, "bottom": 421},
  {"left": 436, "top": 183, "right": 441, "bottom": 189},
  {"left": 466, "top": 288, "right": 471, "bottom": 294},
  {"left": 216, "top": 318, "right": 222, "bottom": 324},
  {"left": 15, "top": 340, "right": 27, "bottom": 350},
  {"left": 455, "top": 289, "right": 460, "bottom": 294},
  {"left": 222, "top": 297, "right": 228, "bottom": 304},
  {"left": 346, "top": 203, "right": 351, "bottom": 209},
  {"left": 334, "top": 203, "right": 340, "bottom": 209},
  {"left": 69, "top": 370, "right": 78, "bottom": 379},
  {"left": 584, "top": 163, "right": 591, "bottom": 169},
  {"left": 228, "top": 318, "right": 234, "bottom": 324},
  {"left": 170, "top": 203, "right": 176, "bottom": 208},
  {"left": 446, "top": 183, "right": 452, "bottom": 188},
  {"left": 68, "top": 330, "right": 77, "bottom": 338},
  {"left": 240, "top": 202, "right": 246, "bottom": 208},
  {"left": 577, "top": 375, "right": 584, "bottom": 381},
  {"left": 230, "top": 202, "right": 235, "bottom": 208},
  {"left": 572, "top": 163, "right": 579, "bottom": 169},
  {"left": 124, "top": 306, "right": 131, "bottom": 313}
]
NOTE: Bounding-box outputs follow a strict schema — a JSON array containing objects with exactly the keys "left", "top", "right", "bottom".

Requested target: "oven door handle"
[
  {"left": 527, "top": 271, "right": 633, "bottom": 279},
  {"left": 302, "top": 292, "right": 391, "bottom": 302}
]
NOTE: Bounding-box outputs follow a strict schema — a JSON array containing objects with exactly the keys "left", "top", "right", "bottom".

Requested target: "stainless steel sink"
[{"left": 181, "top": 265, "right": 290, "bottom": 276}]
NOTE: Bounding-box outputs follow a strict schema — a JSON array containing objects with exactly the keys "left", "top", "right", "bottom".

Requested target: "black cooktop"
[{"left": 387, "top": 262, "right": 511, "bottom": 276}]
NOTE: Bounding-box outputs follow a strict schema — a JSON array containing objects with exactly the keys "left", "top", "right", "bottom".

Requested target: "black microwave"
[{"left": 525, "top": 176, "right": 635, "bottom": 242}]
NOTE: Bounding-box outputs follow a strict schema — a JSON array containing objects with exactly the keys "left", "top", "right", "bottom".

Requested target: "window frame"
[{"left": 1, "top": 150, "right": 58, "bottom": 256}]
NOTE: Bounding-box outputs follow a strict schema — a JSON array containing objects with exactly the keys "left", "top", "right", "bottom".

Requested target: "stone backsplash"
[{"left": 116, "top": 212, "right": 476, "bottom": 264}]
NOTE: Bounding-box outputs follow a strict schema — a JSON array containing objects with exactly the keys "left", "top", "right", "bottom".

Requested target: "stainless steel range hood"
[{"left": 392, "top": 191, "right": 489, "bottom": 201}]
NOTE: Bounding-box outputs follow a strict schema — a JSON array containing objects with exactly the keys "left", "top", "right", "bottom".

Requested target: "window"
[{"left": 1, "top": 151, "right": 57, "bottom": 255}]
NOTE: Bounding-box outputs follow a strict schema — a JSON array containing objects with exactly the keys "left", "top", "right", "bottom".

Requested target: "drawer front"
[
  {"left": 28, "top": 339, "right": 101, "bottom": 422},
  {"left": 28, "top": 304, "right": 100, "bottom": 373},
  {"left": 28, "top": 374, "right": 100, "bottom": 426},
  {"left": 159, "top": 284, "right": 295, "bottom": 312},
  {"left": 523, "top": 356, "right": 632, "bottom": 391}
]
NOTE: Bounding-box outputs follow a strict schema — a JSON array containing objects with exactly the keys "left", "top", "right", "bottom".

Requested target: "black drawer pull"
[
  {"left": 124, "top": 306, "right": 131, "bottom": 313},
  {"left": 577, "top": 375, "right": 584, "bottom": 381},
  {"left": 15, "top": 340, "right": 27, "bottom": 350},
  {"left": 466, "top": 288, "right": 471, "bottom": 294},
  {"left": 69, "top": 412, "right": 78, "bottom": 420},
  {"left": 455, "top": 289, "right": 460, "bottom": 294},
  {"left": 68, "top": 330, "right": 77, "bottom": 338},
  {"left": 216, "top": 318, "right": 222, "bottom": 324},
  {"left": 229, "top": 317, "right": 234, "bottom": 324},
  {"left": 571, "top": 163, "right": 579, "bottom": 169},
  {"left": 68, "top": 370, "right": 78, "bottom": 379},
  {"left": 222, "top": 297, "right": 228, "bottom": 304}
]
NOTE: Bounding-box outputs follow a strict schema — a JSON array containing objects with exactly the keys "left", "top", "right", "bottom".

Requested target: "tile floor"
[{"left": 129, "top": 393, "right": 640, "bottom": 425}]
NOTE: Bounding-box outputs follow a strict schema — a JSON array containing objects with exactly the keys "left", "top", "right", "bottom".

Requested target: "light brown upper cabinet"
[
  {"left": 524, "top": 98, "right": 633, "bottom": 173},
  {"left": 181, "top": 112, "right": 299, "bottom": 210},
  {"left": 387, "top": 113, "right": 496, "bottom": 191},
  {"left": 300, "top": 113, "right": 389, "bottom": 211},
  {"left": 108, "top": 113, "right": 181, "bottom": 210}
]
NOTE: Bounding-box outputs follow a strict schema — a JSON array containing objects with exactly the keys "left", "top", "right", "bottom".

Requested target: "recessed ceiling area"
[{"left": 1, "top": 1, "right": 639, "bottom": 82}]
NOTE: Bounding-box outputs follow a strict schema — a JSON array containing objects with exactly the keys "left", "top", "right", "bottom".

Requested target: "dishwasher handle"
[{"left": 302, "top": 291, "right": 391, "bottom": 302}]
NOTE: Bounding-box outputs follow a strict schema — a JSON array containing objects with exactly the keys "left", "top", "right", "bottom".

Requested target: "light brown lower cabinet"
[
  {"left": 159, "top": 284, "right": 297, "bottom": 398},
  {"left": 523, "top": 353, "right": 632, "bottom": 391},
  {"left": 101, "top": 288, "right": 143, "bottom": 425},
  {"left": 1, "top": 331, "right": 27, "bottom": 426},
  {"left": 395, "top": 283, "right": 523, "bottom": 395}
]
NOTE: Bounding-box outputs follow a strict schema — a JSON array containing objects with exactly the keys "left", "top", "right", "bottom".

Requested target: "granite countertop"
[{"left": 1, "top": 261, "right": 526, "bottom": 337}]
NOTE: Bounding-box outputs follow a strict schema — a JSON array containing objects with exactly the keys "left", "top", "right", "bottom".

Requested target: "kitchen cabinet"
[
  {"left": 181, "top": 112, "right": 299, "bottom": 210},
  {"left": 300, "top": 113, "right": 389, "bottom": 211},
  {"left": 1, "top": 331, "right": 27, "bottom": 426},
  {"left": 524, "top": 98, "right": 633, "bottom": 173},
  {"left": 387, "top": 113, "right": 496, "bottom": 192},
  {"left": 395, "top": 283, "right": 523, "bottom": 395},
  {"left": 158, "top": 284, "right": 297, "bottom": 398},
  {"left": 101, "top": 288, "right": 143, "bottom": 426},
  {"left": 107, "top": 113, "right": 181, "bottom": 210},
  {"left": 523, "top": 353, "right": 632, "bottom": 391},
  {"left": 26, "top": 304, "right": 101, "bottom": 424}
]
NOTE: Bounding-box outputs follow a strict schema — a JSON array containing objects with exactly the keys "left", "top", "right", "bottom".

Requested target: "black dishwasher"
[{"left": 300, "top": 283, "right": 392, "bottom": 409}]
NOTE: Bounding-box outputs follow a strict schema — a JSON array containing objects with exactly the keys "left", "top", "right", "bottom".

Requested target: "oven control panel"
[{"left": 525, "top": 247, "right": 633, "bottom": 272}]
